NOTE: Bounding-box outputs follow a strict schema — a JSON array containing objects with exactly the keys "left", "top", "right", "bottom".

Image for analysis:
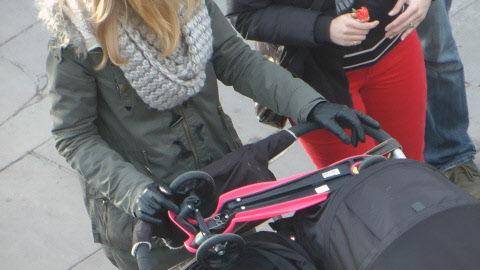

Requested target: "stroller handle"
[
  {"left": 135, "top": 244, "right": 153, "bottom": 270},
  {"left": 289, "top": 122, "right": 391, "bottom": 144}
]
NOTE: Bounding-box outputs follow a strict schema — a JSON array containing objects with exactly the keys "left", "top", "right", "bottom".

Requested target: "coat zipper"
[
  {"left": 177, "top": 106, "right": 201, "bottom": 169},
  {"left": 141, "top": 150, "right": 156, "bottom": 176}
]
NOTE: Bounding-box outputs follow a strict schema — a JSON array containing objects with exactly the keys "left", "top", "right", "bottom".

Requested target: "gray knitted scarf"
[{"left": 38, "top": 0, "right": 213, "bottom": 111}]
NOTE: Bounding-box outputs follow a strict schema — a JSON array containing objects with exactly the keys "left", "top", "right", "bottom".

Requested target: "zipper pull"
[
  {"left": 169, "top": 110, "right": 184, "bottom": 128},
  {"left": 142, "top": 150, "right": 155, "bottom": 176}
]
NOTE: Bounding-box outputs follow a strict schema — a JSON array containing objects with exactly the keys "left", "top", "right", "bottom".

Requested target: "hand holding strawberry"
[{"left": 330, "top": 6, "right": 378, "bottom": 47}]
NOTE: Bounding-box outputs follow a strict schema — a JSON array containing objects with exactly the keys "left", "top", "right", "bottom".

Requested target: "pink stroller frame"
[
  {"left": 133, "top": 123, "right": 404, "bottom": 269},
  {"left": 168, "top": 156, "right": 366, "bottom": 268}
]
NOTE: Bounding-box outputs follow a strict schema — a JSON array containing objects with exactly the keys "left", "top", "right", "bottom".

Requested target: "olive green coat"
[{"left": 47, "top": 0, "right": 324, "bottom": 250}]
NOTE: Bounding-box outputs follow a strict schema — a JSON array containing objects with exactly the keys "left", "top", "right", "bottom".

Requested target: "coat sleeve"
[
  {"left": 206, "top": 0, "right": 325, "bottom": 123},
  {"left": 226, "top": 0, "right": 333, "bottom": 46},
  {"left": 47, "top": 48, "right": 152, "bottom": 217}
]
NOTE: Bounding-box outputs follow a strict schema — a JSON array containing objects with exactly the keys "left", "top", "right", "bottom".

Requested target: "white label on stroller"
[
  {"left": 315, "top": 185, "right": 330, "bottom": 194},
  {"left": 322, "top": 168, "right": 340, "bottom": 178}
]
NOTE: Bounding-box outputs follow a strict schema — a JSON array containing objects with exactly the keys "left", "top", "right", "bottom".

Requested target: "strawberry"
[{"left": 351, "top": 7, "right": 370, "bottom": 22}]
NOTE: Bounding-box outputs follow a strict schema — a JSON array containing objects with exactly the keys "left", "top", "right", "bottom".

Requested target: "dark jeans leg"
[{"left": 416, "top": 0, "right": 476, "bottom": 172}]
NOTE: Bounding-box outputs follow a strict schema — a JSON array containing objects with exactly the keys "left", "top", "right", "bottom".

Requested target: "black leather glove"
[
  {"left": 307, "top": 102, "right": 380, "bottom": 147},
  {"left": 133, "top": 182, "right": 179, "bottom": 225}
]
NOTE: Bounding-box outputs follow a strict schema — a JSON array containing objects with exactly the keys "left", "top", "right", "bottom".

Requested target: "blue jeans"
[{"left": 416, "top": 0, "right": 476, "bottom": 173}]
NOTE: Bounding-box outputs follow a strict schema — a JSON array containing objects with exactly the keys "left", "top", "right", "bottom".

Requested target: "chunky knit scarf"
[
  {"left": 38, "top": 0, "right": 213, "bottom": 111},
  {"left": 117, "top": 5, "right": 213, "bottom": 111}
]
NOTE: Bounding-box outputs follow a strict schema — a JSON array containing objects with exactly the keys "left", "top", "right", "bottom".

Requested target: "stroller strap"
[{"left": 364, "top": 138, "right": 402, "bottom": 157}]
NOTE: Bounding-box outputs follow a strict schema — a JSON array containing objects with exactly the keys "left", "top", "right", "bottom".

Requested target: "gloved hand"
[
  {"left": 307, "top": 102, "right": 380, "bottom": 147},
  {"left": 133, "top": 182, "right": 180, "bottom": 225}
]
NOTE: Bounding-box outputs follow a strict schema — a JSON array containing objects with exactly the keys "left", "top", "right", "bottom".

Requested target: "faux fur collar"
[{"left": 36, "top": 0, "right": 94, "bottom": 55}]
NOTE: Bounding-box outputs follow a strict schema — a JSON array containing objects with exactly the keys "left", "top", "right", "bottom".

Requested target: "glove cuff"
[{"left": 131, "top": 242, "right": 152, "bottom": 256}]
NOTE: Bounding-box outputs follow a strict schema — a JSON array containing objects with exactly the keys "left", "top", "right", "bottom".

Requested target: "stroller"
[
  {"left": 131, "top": 123, "right": 404, "bottom": 269},
  {"left": 133, "top": 123, "right": 480, "bottom": 270}
]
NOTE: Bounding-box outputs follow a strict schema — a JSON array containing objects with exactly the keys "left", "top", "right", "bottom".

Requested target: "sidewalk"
[{"left": 0, "top": 0, "right": 479, "bottom": 269}]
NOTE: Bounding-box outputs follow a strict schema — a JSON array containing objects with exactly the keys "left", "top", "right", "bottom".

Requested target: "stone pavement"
[{"left": 0, "top": 0, "right": 479, "bottom": 269}]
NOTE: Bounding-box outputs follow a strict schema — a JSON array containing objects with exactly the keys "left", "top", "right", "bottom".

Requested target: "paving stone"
[
  {"left": 70, "top": 248, "right": 117, "bottom": 270},
  {"left": 0, "top": 59, "right": 37, "bottom": 123},
  {"left": 451, "top": 0, "right": 477, "bottom": 15},
  {"left": 0, "top": 0, "right": 39, "bottom": 45},
  {"left": 0, "top": 22, "right": 51, "bottom": 81},
  {"left": 0, "top": 154, "right": 99, "bottom": 269},
  {"left": 0, "top": 97, "right": 52, "bottom": 171}
]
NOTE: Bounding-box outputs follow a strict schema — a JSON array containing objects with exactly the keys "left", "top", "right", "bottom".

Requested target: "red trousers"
[{"left": 298, "top": 32, "right": 427, "bottom": 168}]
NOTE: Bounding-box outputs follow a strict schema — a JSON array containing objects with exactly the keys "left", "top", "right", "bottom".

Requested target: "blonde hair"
[{"left": 92, "top": 0, "right": 201, "bottom": 69}]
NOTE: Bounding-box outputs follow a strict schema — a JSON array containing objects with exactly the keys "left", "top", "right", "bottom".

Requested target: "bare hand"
[
  {"left": 385, "top": 0, "right": 432, "bottom": 40},
  {"left": 330, "top": 13, "right": 379, "bottom": 47}
]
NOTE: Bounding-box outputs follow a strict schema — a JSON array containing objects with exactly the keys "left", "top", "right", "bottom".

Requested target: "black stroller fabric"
[
  {"left": 200, "top": 130, "right": 296, "bottom": 215},
  {"left": 293, "top": 159, "right": 480, "bottom": 270},
  {"left": 180, "top": 231, "right": 317, "bottom": 270}
]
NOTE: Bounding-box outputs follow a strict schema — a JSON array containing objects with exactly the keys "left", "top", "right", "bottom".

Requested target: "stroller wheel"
[
  {"left": 358, "top": 155, "right": 387, "bottom": 172},
  {"left": 196, "top": 233, "right": 245, "bottom": 269},
  {"left": 170, "top": 171, "right": 215, "bottom": 206}
]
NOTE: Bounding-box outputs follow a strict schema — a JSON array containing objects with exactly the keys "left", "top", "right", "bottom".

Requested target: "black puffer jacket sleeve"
[{"left": 226, "top": 0, "right": 334, "bottom": 46}]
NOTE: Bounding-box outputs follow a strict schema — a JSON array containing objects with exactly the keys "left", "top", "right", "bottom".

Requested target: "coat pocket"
[
  {"left": 88, "top": 198, "right": 108, "bottom": 244},
  {"left": 88, "top": 197, "right": 135, "bottom": 250},
  {"left": 103, "top": 201, "right": 135, "bottom": 249}
]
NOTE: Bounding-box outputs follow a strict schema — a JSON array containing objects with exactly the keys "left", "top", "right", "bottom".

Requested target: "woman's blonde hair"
[{"left": 92, "top": 0, "right": 201, "bottom": 69}]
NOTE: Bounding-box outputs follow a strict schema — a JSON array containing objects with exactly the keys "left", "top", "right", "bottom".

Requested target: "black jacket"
[
  {"left": 227, "top": 0, "right": 401, "bottom": 107},
  {"left": 226, "top": 0, "right": 335, "bottom": 47},
  {"left": 226, "top": 0, "right": 351, "bottom": 106}
]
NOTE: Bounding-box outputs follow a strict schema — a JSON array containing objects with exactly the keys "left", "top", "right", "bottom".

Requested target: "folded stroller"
[{"left": 132, "top": 123, "right": 403, "bottom": 269}]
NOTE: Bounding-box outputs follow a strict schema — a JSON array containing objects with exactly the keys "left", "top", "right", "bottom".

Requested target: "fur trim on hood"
[{"left": 36, "top": 0, "right": 93, "bottom": 56}]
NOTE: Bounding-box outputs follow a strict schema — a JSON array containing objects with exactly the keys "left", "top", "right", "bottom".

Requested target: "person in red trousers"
[{"left": 227, "top": 0, "right": 431, "bottom": 168}]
